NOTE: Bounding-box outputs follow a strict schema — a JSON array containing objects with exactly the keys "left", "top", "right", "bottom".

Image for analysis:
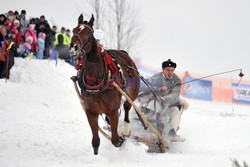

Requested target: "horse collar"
[{"left": 76, "top": 48, "right": 124, "bottom": 94}]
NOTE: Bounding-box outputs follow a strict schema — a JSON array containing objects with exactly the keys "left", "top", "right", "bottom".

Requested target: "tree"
[
  {"left": 75, "top": 0, "right": 142, "bottom": 57},
  {"left": 108, "top": 0, "right": 142, "bottom": 56},
  {"left": 75, "top": 0, "right": 103, "bottom": 30}
]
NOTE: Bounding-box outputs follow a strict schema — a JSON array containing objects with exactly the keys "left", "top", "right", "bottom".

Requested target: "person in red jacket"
[
  {"left": 25, "top": 24, "right": 37, "bottom": 53},
  {"left": 13, "top": 20, "right": 23, "bottom": 45}
]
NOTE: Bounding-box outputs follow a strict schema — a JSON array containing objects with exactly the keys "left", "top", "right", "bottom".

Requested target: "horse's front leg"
[
  {"left": 110, "top": 110, "right": 124, "bottom": 147},
  {"left": 123, "top": 100, "right": 132, "bottom": 136},
  {"left": 85, "top": 110, "right": 100, "bottom": 155}
]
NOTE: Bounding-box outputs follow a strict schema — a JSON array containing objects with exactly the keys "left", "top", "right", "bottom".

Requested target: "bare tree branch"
[{"left": 74, "top": 0, "right": 142, "bottom": 57}]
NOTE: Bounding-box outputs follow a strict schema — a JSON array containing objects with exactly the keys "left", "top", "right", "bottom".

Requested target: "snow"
[{"left": 1, "top": 58, "right": 250, "bottom": 167}]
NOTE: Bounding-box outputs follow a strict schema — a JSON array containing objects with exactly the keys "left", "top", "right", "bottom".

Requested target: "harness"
[
  {"left": 71, "top": 24, "right": 125, "bottom": 94},
  {"left": 74, "top": 47, "right": 125, "bottom": 94}
]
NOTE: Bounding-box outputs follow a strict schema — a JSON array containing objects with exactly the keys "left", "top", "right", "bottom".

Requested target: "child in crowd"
[
  {"left": 25, "top": 24, "right": 37, "bottom": 53},
  {"left": 37, "top": 32, "right": 45, "bottom": 59},
  {"left": 17, "top": 36, "right": 32, "bottom": 57}
]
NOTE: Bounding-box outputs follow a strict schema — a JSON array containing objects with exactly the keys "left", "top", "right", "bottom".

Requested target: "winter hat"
[
  {"left": 14, "top": 19, "right": 20, "bottom": 25},
  {"left": 162, "top": 59, "right": 177, "bottom": 69},
  {"left": 26, "top": 36, "right": 33, "bottom": 44},
  {"left": 38, "top": 32, "right": 46, "bottom": 40}
]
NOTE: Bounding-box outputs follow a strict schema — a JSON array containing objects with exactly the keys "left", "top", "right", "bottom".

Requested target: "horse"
[{"left": 70, "top": 14, "right": 140, "bottom": 155}]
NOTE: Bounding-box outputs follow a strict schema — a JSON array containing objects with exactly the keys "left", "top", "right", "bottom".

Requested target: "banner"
[
  {"left": 232, "top": 83, "right": 250, "bottom": 104},
  {"left": 183, "top": 77, "right": 212, "bottom": 101},
  {"left": 137, "top": 65, "right": 158, "bottom": 77}
]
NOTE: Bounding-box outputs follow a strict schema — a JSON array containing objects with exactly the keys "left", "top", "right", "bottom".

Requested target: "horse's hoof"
[
  {"left": 94, "top": 148, "right": 98, "bottom": 155},
  {"left": 114, "top": 136, "right": 125, "bottom": 147}
]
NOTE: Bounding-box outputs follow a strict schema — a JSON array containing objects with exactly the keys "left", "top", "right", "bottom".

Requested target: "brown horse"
[{"left": 70, "top": 14, "right": 140, "bottom": 155}]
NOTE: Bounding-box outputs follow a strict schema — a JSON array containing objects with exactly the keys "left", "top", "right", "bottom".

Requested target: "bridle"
[
  {"left": 72, "top": 24, "right": 94, "bottom": 56},
  {"left": 71, "top": 24, "right": 108, "bottom": 93}
]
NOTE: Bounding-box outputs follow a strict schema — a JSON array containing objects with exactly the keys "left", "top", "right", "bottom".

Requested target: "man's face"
[
  {"left": 66, "top": 31, "right": 70, "bottom": 36},
  {"left": 162, "top": 67, "right": 175, "bottom": 79},
  {"left": 52, "top": 27, "right": 57, "bottom": 32},
  {"left": 40, "top": 18, "right": 45, "bottom": 22}
]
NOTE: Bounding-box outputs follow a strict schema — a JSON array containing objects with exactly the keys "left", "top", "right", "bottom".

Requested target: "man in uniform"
[{"left": 138, "top": 59, "right": 188, "bottom": 139}]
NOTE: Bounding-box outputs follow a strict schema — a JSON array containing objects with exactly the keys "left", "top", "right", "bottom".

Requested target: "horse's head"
[{"left": 70, "top": 14, "right": 95, "bottom": 57}]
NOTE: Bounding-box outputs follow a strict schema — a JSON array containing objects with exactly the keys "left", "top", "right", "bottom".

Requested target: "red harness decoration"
[
  {"left": 75, "top": 45, "right": 118, "bottom": 76},
  {"left": 101, "top": 51, "right": 118, "bottom": 75}
]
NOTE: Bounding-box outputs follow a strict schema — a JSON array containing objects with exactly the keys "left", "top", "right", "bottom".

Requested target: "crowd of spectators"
[{"left": 0, "top": 10, "right": 73, "bottom": 79}]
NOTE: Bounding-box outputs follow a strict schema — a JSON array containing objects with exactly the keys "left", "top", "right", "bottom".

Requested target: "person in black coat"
[{"left": 35, "top": 15, "right": 52, "bottom": 58}]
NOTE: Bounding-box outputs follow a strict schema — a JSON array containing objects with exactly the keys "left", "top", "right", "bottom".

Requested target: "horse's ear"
[
  {"left": 88, "top": 14, "right": 95, "bottom": 27},
  {"left": 78, "top": 14, "right": 84, "bottom": 24}
]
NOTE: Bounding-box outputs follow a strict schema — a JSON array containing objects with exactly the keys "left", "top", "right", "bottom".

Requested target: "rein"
[
  {"left": 72, "top": 26, "right": 124, "bottom": 94},
  {"left": 72, "top": 24, "right": 108, "bottom": 94}
]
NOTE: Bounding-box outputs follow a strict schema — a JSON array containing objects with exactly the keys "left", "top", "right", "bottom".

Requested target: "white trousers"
[
  {"left": 168, "top": 106, "right": 181, "bottom": 131},
  {"left": 155, "top": 102, "right": 180, "bottom": 134}
]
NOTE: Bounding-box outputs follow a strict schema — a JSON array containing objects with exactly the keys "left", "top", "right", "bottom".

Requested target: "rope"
[
  {"left": 100, "top": 114, "right": 111, "bottom": 132},
  {"left": 181, "top": 69, "right": 243, "bottom": 85}
]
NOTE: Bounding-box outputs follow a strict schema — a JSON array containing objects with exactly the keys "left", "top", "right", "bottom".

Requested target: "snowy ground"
[{"left": 0, "top": 58, "right": 250, "bottom": 167}]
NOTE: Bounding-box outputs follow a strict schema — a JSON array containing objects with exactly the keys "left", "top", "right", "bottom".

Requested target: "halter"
[{"left": 72, "top": 24, "right": 94, "bottom": 56}]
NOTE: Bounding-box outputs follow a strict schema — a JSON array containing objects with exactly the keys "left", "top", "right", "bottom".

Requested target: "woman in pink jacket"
[{"left": 25, "top": 24, "right": 37, "bottom": 53}]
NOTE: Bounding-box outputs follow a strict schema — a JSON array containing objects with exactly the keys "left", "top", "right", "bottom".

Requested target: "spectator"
[
  {"left": 0, "top": 26, "right": 7, "bottom": 78},
  {"left": 0, "top": 28, "right": 15, "bottom": 79},
  {"left": 25, "top": 23, "right": 37, "bottom": 53},
  {"left": 7, "top": 11, "right": 14, "bottom": 19},
  {"left": 17, "top": 37, "right": 32, "bottom": 57},
  {"left": 55, "top": 34, "right": 71, "bottom": 64},
  {"left": 54, "top": 27, "right": 66, "bottom": 45},
  {"left": 19, "top": 10, "right": 29, "bottom": 40},
  {"left": 0, "top": 14, "right": 7, "bottom": 26},
  {"left": 13, "top": 20, "right": 23, "bottom": 45},
  {"left": 4, "top": 16, "right": 14, "bottom": 31},
  {"left": 0, "top": 26, "right": 7, "bottom": 58},
  {"left": 14, "top": 11, "right": 20, "bottom": 21},
  {"left": 0, "top": 26, "right": 7, "bottom": 43},
  {"left": 50, "top": 25, "right": 57, "bottom": 47},
  {"left": 37, "top": 32, "right": 45, "bottom": 59},
  {"left": 35, "top": 15, "right": 52, "bottom": 58},
  {"left": 65, "top": 29, "right": 71, "bottom": 46}
]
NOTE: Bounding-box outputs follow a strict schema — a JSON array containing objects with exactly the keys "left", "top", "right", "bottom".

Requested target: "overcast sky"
[{"left": 2, "top": 0, "right": 250, "bottom": 80}]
